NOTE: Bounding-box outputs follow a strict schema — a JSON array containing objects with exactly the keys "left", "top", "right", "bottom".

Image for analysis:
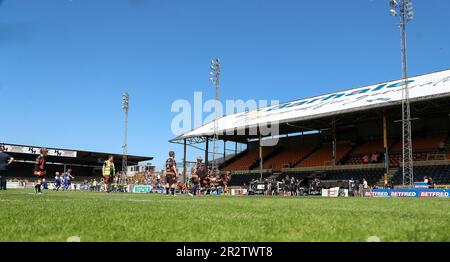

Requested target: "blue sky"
[{"left": 1, "top": 0, "right": 449, "bottom": 170}]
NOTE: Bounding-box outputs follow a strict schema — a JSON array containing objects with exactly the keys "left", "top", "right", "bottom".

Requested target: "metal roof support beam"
[
  {"left": 259, "top": 132, "right": 263, "bottom": 181},
  {"left": 205, "top": 137, "right": 209, "bottom": 173},
  {"left": 183, "top": 139, "right": 187, "bottom": 184},
  {"left": 332, "top": 118, "right": 336, "bottom": 166},
  {"left": 383, "top": 113, "right": 390, "bottom": 187}
]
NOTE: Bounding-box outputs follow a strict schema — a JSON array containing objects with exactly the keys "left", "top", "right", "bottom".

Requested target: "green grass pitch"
[{"left": 0, "top": 189, "right": 449, "bottom": 242}]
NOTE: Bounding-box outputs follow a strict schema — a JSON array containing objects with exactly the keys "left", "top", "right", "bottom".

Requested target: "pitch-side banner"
[
  {"left": 132, "top": 185, "right": 152, "bottom": 193},
  {"left": 0, "top": 144, "right": 77, "bottom": 158},
  {"left": 368, "top": 189, "right": 450, "bottom": 198},
  {"left": 179, "top": 69, "right": 450, "bottom": 139}
]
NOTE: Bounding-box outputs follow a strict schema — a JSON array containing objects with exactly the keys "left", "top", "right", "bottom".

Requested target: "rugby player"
[
  {"left": 188, "top": 156, "right": 204, "bottom": 197},
  {"left": 165, "top": 151, "right": 178, "bottom": 196},
  {"left": 63, "top": 168, "right": 74, "bottom": 191},
  {"left": 54, "top": 172, "right": 61, "bottom": 191},
  {"left": 34, "top": 148, "right": 48, "bottom": 194}
]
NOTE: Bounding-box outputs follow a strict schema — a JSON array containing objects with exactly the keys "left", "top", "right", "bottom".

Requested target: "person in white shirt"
[{"left": 363, "top": 179, "right": 368, "bottom": 190}]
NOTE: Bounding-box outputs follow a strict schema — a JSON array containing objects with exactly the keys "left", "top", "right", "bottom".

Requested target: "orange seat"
[{"left": 297, "top": 142, "right": 352, "bottom": 167}]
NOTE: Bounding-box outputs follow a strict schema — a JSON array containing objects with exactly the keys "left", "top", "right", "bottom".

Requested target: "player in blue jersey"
[
  {"left": 63, "top": 169, "right": 74, "bottom": 191},
  {"left": 54, "top": 172, "right": 62, "bottom": 191}
]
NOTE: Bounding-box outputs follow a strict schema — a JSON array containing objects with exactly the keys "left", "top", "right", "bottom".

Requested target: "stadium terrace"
[{"left": 170, "top": 69, "right": 450, "bottom": 196}]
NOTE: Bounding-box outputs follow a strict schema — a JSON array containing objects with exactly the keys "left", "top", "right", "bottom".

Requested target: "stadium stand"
[
  {"left": 222, "top": 132, "right": 450, "bottom": 187},
  {"left": 346, "top": 139, "right": 395, "bottom": 165},
  {"left": 7, "top": 161, "right": 101, "bottom": 178},
  {"left": 1, "top": 143, "right": 152, "bottom": 178},
  {"left": 174, "top": 69, "right": 450, "bottom": 188},
  {"left": 296, "top": 141, "right": 353, "bottom": 167},
  {"left": 323, "top": 169, "right": 384, "bottom": 186},
  {"left": 262, "top": 135, "right": 320, "bottom": 171},
  {"left": 262, "top": 146, "right": 316, "bottom": 171},
  {"left": 391, "top": 165, "right": 450, "bottom": 185},
  {"left": 281, "top": 168, "right": 384, "bottom": 187},
  {"left": 392, "top": 133, "right": 447, "bottom": 151},
  {"left": 228, "top": 172, "right": 272, "bottom": 187},
  {"left": 388, "top": 133, "right": 448, "bottom": 167},
  {"left": 222, "top": 146, "right": 277, "bottom": 171},
  {"left": 223, "top": 132, "right": 450, "bottom": 173}
]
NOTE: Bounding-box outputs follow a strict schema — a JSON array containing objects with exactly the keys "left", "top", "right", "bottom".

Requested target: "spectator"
[
  {"left": 362, "top": 154, "right": 369, "bottom": 164},
  {"left": 362, "top": 179, "right": 368, "bottom": 195},
  {"left": 217, "top": 175, "right": 224, "bottom": 196},
  {"left": 428, "top": 177, "right": 434, "bottom": 189},
  {"left": 93, "top": 179, "right": 98, "bottom": 191},
  {"left": 371, "top": 153, "right": 378, "bottom": 163},
  {"left": 353, "top": 179, "right": 360, "bottom": 197},
  {"left": 290, "top": 177, "right": 296, "bottom": 196},
  {"left": 438, "top": 141, "right": 445, "bottom": 152},
  {"left": 0, "top": 148, "right": 14, "bottom": 190},
  {"left": 377, "top": 152, "right": 383, "bottom": 163},
  {"left": 189, "top": 157, "right": 204, "bottom": 197},
  {"left": 283, "top": 175, "right": 291, "bottom": 196}
]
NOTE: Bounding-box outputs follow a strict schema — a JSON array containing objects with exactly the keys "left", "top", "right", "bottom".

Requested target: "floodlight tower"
[
  {"left": 389, "top": 0, "right": 414, "bottom": 187},
  {"left": 122, "top": 92, "right": 130, "bottom": 175},
  {"left": 209, "top": 58, "right": 221, "bottom": 175}
]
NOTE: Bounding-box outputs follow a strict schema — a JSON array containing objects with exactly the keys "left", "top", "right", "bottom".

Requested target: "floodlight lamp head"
[
  {"left": 211, "top": 58, "right": 220, "bottom": 66},
  {"left": 389, "top": 9, "right": 397, "bottom": 16},
  {"left": 406, "top": 2, "right": 413, "bottom": 11},
  {"left": 389, "top": 0, "right": 398, "bottom": 8}
]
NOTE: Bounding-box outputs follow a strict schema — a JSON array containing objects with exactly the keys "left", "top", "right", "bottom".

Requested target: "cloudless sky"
[{"left": 1, "top": 0, "right": 449, "bottom": 170}]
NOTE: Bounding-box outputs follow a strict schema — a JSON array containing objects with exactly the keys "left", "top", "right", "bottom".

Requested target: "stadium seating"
[
  {"left": 388, "top": 133, "right": 448, "bottom": 167},
  {"left": 391, "top": 133, "right": 447, "bottom": 151},
  {"left": 296, "top": 142, "right": 352, "bottom": 167},
  {"left": 221, "top": 150, "right": 257, "bottom": 171},
  {"left": 277, "top": 171, "right": 314, "bottom": 181},
  {"left": 346, "top": 139, "right": 395, "bottom": 165},
  {"left": 222, "top": 147, "right": 276, "bottom": 171},
  {"left": 262, "top": 144, "right": 318, "bottom": 171},
  {"left": 282, "top": 168, "right": 384, "bottom": 187},
  {"left": 221, "top": 132, "right": 450, "bottom": 187},
  {"left": 391, "top": 165, "right": 450, "bottom": 185},
  {"left": 388, "top": 152, "right": 438, "bottom": 167},
  {"left": 324, "top": 169, "right": 384, "bottom": 186},
  {"left": 229, "top": 172, "right": 272, "bottom": 186},
  {"left": 355, "top": 139, "right": 390, "bottom": 154}
]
